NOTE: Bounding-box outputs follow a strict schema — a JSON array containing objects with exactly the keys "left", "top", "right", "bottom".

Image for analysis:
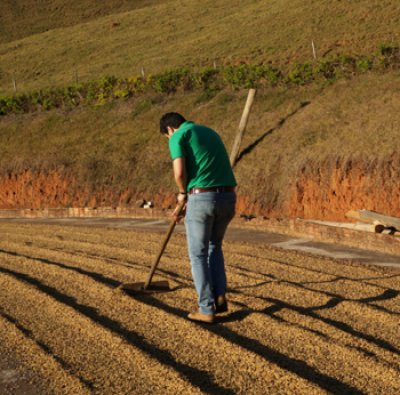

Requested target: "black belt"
[{"left": 189, "top": 186, "right": 235, "bottom": 194}]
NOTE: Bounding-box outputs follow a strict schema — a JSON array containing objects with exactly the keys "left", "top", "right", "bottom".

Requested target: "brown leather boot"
[
  {"left": 215, "top": 295, "right": 228, "bottom": 314},
  {"left": 187, "top": 311, "right": 215, "bottom": 324}
]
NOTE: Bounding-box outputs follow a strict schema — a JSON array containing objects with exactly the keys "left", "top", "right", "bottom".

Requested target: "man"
[{"left": 160, "top": 112, "right": 237, "bottom": 323}]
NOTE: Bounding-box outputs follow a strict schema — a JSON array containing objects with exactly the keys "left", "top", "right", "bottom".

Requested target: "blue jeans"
[{"left": 185, "top": 192, "right": 236, "bottom": 315}]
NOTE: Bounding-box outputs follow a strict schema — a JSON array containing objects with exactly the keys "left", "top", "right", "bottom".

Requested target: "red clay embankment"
[{"left": 1, "top": 156, "right": 399, "bottom": 221}]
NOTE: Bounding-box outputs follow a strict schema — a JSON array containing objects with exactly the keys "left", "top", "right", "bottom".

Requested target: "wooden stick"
[
  {"left": 312, "top": 40, "right": 317, "bottom": 60},
  {"left": 143, "top": 199, "right": 186, "bottom": 289},
  {"left": 230, "top": 88, "right": 256, "bottom": 168},
  {"left": 346, "top": 210, "right": 400, "bottom": 228}
]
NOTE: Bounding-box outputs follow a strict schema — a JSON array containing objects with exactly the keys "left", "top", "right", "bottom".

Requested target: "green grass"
[{"left": 0, "top": 0, "right": 399, "bottom": 95}]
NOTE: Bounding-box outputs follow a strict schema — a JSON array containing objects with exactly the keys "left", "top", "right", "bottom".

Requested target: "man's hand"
[
  {"left": 173, "top": 194, "right": 187, "bottom": 223},
  {"left": 176, "top": 192, "right": 187, "bottom": 204}
]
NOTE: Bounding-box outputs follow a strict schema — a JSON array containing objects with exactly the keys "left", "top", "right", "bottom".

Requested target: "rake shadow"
[
  {"left": 0, "top": 246, "right": 188, "bottom": 289},
  {"left": 51, "top": 245, "right": 187, "bottom": 284}
]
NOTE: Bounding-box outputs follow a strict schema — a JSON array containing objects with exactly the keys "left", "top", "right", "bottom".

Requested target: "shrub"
[
  {"left": 377, "top": 44, "right": 400, "bottom": 69},
  {"left": 356, "top": 57, "right": 373, "bottom": 72},
  {"left": 98, "top": 75, "right": 118, "bottom": 92},
  {"left": 0, "top": 95, "right": 27, "bottom": 113},
  {"left": 127, "top": 76, "right": 147, "bottom": 93},
  {"left": 314, "top": 59, "right": 338, "bottom": 79},
  {"left": 63, "top": 85, "right": 83, "bottom": 107},
  {"left": 378, "top": 44, "right": 400, "bottom": 57},
  {"left": 95, "top": 92, "right": 107, "bottom": 106},
  {"left": 0, "top": 97, "right": 9, "bottom": 115},
  {"left": 263, "top": 66, "right": 282, "bottom": 86},
  {"left": 223, "top": 64, "right": 257, "bottom": 89},
  {"left": 196, "top": 67, "right": 220, "bottom": 89},
  {"left": 113, "top": 88, "right": 130, "bottom": 99},
  {"left": 286, "top": 62, "right": 314, "bottom": 85},
  {"left": 86, "top": 81, "right": 100, "bottom": 103},
  {"left": 42, "top": 97, "right": 54, "bottom": 110},
  {"left": 151, "top": 69, "right": 193, "bottom": 93}
]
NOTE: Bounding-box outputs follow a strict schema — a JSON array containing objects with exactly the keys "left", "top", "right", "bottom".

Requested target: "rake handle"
[{"left": 143, "top": 200, "right": 186, "bottom": 289}]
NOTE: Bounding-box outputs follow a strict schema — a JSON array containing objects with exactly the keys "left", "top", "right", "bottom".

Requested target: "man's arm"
[
  {"left": 173, "top": 157, "right": 187, "bottom": 193},
  {"left": 172, "top": 157, "right": 187, "bottom": 222}
]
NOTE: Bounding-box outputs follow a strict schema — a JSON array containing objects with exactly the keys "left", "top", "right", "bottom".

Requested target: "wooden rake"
[{"left": 118, "top": 200, "right": 186, "bottom": 295}]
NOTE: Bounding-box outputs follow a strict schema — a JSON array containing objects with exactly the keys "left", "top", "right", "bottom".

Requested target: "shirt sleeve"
[{"left": 168, "top": 131, "right": 186, "bottom": 160}]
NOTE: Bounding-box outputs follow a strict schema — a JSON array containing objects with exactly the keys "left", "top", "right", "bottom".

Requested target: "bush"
[
  {"left": 314, "top": 59, "right": 338, "bottom": 79},
  {"left": 151, "top": 69, "right": 193, "bottom": 93},
  {"left": 98, "top": 75, "right": 118, "bottom": 93},
  {"left": 356, "top": 57, "right": 373, "bottom": 72},
  {"left": 127, "top": 76, "right": 147, "bottom": 93},
  {"left": 223, "top": 64, "right": 283, "bottom": 88},
  {"left": 263, "top": 66, "right": 282, "bottom": 86},
  {"left": 0, "top": 97, "right": 9, "bottom": 115},
  {"left": 223, "top": 64, "right": 257, "bottom": 89},
  {"left": 196, "top": 67, "right": 220, "bottom": 89},
  {"left": 286, "top": 62, "right": 314, "bottom": 85},
  {"left": 113, "top": 88, "right": 130, "bottom": 99},
  {"left": 377, "top": 44, "right": 400, "bottom": 69}
]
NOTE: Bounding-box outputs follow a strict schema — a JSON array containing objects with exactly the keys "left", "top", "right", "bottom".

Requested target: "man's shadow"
[{"left": 235, "top": 101, "right": 310, "bottom": 165}]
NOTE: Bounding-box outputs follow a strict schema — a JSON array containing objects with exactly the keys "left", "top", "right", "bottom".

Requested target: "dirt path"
[{"left": 0, "top": 222, "right": 399, "bottom": 394}]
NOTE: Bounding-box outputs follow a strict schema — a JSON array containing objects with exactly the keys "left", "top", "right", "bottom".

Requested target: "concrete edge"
[
  {"left": 244, "top": 218, "right": 400, "bottom": 257},
  {"left": 0, "top": 207, "right": 399, "bottom": 257}
]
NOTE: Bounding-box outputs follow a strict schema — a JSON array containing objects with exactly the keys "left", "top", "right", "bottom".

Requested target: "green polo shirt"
[{"left": 169, "top": 121, "right": 237, "bottom": 191}]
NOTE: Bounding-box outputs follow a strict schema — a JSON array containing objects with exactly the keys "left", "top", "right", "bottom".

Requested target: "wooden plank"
[{"left": 345, "top": 210, "right": 400, "bottom": 228}]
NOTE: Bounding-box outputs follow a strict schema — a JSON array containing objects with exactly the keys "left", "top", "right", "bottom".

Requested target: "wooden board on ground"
[{"left": 346, "top": 210, "right": 400, "bottom": 230}]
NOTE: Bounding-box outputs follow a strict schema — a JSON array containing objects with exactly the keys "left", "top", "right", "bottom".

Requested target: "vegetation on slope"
[
  {"left": 1, "top": 45, "right": 399, "bottom": 116},
  {"left": 0, "top": 71, "right": 399, "bottom": 213}
]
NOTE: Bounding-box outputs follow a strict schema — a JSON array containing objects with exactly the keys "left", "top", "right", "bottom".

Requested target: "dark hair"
[{"left": 159, "top": 112, "right": 186, "bottom": 134}]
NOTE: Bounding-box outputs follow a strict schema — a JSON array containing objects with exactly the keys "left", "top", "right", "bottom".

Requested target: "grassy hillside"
[
  {"left": 0, "top": 0, "right": 163, "bottom": 43},
  {"left": 1, "top": 71, "right": 399, "bottom": 213},
  {"left": 0, "top": 0, "right": 399, "bottom": 94}
]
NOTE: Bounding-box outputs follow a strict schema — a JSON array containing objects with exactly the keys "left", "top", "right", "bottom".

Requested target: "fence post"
[
  {"left": 312, "top": 40, "right": 317, "bottom": 60},
  {"left": 229, "top": 88, "right": 256, "bottom": 168}
]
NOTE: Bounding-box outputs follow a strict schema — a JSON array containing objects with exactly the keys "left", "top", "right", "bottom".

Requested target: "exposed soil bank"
[
  {"left": 286, "top": 156, "right": 400, "bottom": 220},
  {"left": 1, "top": 156, "right": 399, "bottom": 221}
]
